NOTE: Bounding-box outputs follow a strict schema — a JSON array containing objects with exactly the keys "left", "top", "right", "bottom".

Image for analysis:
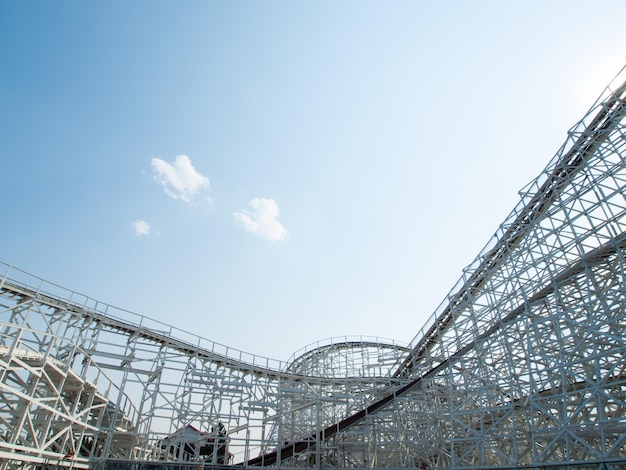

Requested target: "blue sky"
[{"left": 1, "top": 1, "right": 625, "bottom": 360}]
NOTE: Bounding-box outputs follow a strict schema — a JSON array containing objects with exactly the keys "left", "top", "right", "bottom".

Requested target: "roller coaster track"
[
  {"left": 394, "top": 71, "right": 626, "bottom": 379},
  {"left": 0, "top": 278, "right": 284, "bottom": 381},
  {"left": 239, "top": 66, "right": 626, "bottom": 467},
  {"left": 244, "top": 230, "right": 626, "bottom": 466},
  {"left": 0, "top": 274, "right": 411, "bottom": 466},
  {"left": 2, "top": 67, "right": 626, "bottom": 468},
  {"left": 1, "top": 279, "right": 406, "bottom": 389}
]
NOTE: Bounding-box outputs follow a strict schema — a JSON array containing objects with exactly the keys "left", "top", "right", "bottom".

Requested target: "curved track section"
[
  {"left": 1, "top": 66, "right": 626, "bottom": 469},
  {"left": 0, "top": 272, "right": 408, "bottom": 468}
]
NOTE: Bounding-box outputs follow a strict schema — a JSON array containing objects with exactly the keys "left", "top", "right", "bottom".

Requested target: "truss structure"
[{"left": 1, "top": 66, "right": 626, "bottom": 469}]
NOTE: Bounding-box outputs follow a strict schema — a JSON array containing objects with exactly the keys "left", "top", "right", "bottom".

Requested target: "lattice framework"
[{"left": 0, "top": 67, "right": 626, "bottom": 469}]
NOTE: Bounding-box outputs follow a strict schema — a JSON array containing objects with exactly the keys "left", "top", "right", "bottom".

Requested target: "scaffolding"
[{"left": 1, "top": 66, "right": 626, "bottom": 469}]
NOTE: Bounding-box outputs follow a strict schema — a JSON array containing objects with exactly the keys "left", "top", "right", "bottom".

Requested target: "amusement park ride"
[{"left": 1, "top": 66, "right": 626, "bottom": 469}]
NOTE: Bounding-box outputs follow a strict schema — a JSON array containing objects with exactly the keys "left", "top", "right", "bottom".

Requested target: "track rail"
[
  {"left": 0, "top": 279, "right": 286, "bottom": 380},
  {"left": 243, "top": 231, "right": 626, "bottom": 466},
  {"left": 393, "top": 72, "right": 626, "bottom": 379}
]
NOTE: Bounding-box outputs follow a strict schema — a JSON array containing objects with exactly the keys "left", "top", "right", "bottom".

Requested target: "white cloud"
[
  {"left": 151, "top": 155, "right": 211, "bottom": 204},
  {"left": 233, "top": 198, "right": 289, "bottom": 242},
  {"left": 132, "top": 219, "right": 151, "bottom": 237}
]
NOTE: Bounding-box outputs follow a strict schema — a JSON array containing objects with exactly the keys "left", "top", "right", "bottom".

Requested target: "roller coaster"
[{"left": 2, "top": 66, "right": 626, "bottom": 469}]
